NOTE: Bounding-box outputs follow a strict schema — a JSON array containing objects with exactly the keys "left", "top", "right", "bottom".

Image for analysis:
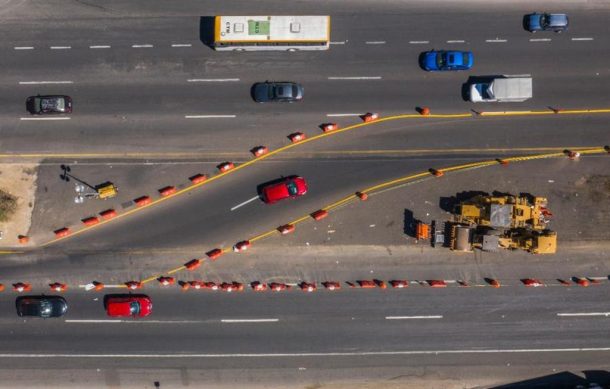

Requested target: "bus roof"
[{"left": 214, "top": 16, "right": 330, "bottom": 43}]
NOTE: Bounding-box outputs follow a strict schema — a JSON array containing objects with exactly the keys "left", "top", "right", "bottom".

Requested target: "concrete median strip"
[{"left": 3, "top": 347, "right": 610, "bottom": 358}]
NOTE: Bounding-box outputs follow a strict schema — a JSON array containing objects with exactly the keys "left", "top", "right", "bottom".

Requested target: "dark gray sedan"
[
  {"left": 252, "top": 82, "right": 304, "bottom": 103},
  {"left": 16, "top": 295, "right": 68, "bottom": 318}
]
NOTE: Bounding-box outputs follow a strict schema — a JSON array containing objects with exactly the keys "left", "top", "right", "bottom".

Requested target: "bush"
[{"left": 0, "top": 189, "right": 17, "bottom": 222}]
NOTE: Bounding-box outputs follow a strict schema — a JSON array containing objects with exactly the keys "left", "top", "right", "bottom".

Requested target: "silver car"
[{"left": 252, "top": 82, "right": 304, "bottom": 103}]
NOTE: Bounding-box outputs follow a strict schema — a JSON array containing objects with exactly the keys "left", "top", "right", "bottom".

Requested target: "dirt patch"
[{"left": 0, "top": 164, "right": 38, "bottom": 246}]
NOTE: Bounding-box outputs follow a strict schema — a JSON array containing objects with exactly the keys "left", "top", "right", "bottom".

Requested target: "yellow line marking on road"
[{"left": 36, "top": 106, "right": 610, "bottom": 247}]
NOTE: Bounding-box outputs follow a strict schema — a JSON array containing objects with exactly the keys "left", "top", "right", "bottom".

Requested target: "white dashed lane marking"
[
  {"left": 50, "top": 46, "right": 71, "bottom": 50},
  {"left": 326, "top": 113, "right": 364, "bottom": 117},
  {"left": 14, "top": 46, "right": 34, "bottom": 50},
  {"left": 385, "top": 316, "right": 443, "bottom": 320},
  {"left": 571, "top": 37, "right": 594, "bottom": 41},
  {"left": 171, "top": 43, "right": 192, "bottom": 47},
  {"left": 485, "top": 39, "right": 507, "bottom": 43},
  {"left": 187, "top": 78, "right": 240, "bottom": 82},
  {"left": 557, "top": 312, "right": 610, "bottom": 317},
  {"left": 327, "top": 76, "right": 382, "bottom": 80},
  {"left": 19, "top": 81, "right": 74, "bottom": 85},
  {"left": 221, "top": 319, "right": 279, "bottom": 323},
  {"left": 530, "top": 38, "right": 551, "bottom": 42},
  {"left": 330, "top": 41, "right": 346, "bottom": 45},
  {"left": 409, "top": 41, "right": 429, "bottom": 44},
  {"left": 365, "top": 41, "right": 386, "bottom": 45},
  {"left": 20, "top": 117, "right": 71, "bottom": 121},
  {"left": 89, "top": 45, "right": 111, "bottom": 49},
  {"left": 184, "top": 115, "right": 236, "bottom": 119},
  {"left": 132, "top": 44, "right": 154, "bottom": 48},
  {"left": 446, "top": 40, "right": 465, "bottom": 43}
]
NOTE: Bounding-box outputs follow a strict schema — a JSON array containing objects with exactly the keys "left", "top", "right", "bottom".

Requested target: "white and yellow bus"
[{"left": 213, "top": 16, "right": 330, "bottom": 51}]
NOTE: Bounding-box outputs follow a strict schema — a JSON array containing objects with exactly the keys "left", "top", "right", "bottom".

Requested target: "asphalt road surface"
[{"left": 1, "top": 1, "right": 609, "bottom": 387}]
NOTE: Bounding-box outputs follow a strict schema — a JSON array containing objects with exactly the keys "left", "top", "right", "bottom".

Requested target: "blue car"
[
  {"left": 525, "top": 13, "right": 569, "bottom": 33},
  {"left": 420, "top": 50, "right": 473, "bottom": 71}
]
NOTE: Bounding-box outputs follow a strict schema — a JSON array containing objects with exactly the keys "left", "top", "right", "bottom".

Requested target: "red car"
[
  {"left": 105, "top": 294, "right": 152, "bottom": 317},
  {"left": 261, "top": 176, "right": 308, "bottom": 204}
]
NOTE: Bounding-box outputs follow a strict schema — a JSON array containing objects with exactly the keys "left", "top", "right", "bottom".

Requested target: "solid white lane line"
[
  {"left": 446, "top": 40, "right": 465, "bottom": 43},
  {"left": 20, "top": 117, "right": 71, "bottom": 121},
  {"left": 184, "top": 115, "right": 236, "bottom": 119},
  {"left": 90, "top": 45, "right": 111, "bottom": 49},
  {"left": 571, "top": 37, "right": 594, "bottom": 41},
  {"left": 221, "top": 319, "right": 279, "bottom": 323},
  {"left": 50, "top": 46, "right": 71, "bottom": 49},
  {"left": 5, "top": 347, "right": 610, "bottom": 358},
  {"left": 172, "top": 43, "right": 192, "bottom": 47},
  {"left": 327, "top": 76, "right": 382, "bottom": 80},
  {"left": 132, "top": 44, "right": 154, "bottom": 48},
  {"left": 529, "top": 38, "right": 551, "bottom": 42},
  {"left": 557, "top": 312, "right": 610, "bottom": 317},
  {"left": 14, "top": 46, "right": 34, "bottom": 50},
  {"left": 187, "top": 78, "right": 240, "bottom": 82},
  {"left": 409, "top": 41, "right": 429, "bottom": 44},
  {"left": 330, "top": 41, "right": 346, "bottom": 45},
  {"left": 19, "top": 81, "right": 73, "bottom": 85},
  {"left": 365, "top": 41, "right": 386, "bottom": 45},
  {"left": 385, "top": 316, "right": 443, "bottom": 320},
  {"left": 230, "top": 195, "right": 261, "bottom": 211},
  {"left": 485, "top": 39, "right": 507, "bottom": 43},
  {"left": 326, "top": 113, "right": 363, "bottom": 117},
  {"left": 65, "top": 319, "right": 204, "bottom": 323}
]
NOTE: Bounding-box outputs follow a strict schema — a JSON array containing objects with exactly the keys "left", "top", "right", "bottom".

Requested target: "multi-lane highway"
[{"left": 1, "top": 0, "right": 610, "bottom": 387}]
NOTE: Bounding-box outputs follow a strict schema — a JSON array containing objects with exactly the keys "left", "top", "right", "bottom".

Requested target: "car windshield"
[
  {"left": 541, "top": 14, "right": 549, "bottom": 27},
  {"left": 129, "top": 301, "right": 141, "bottom": 315},
  {"left": 462, "top": 53, "right": 470, "bottom": 65},
  {"left": 292, "top": 86, "right": 298, "bottom": 96},
  {"left": 286, "top": 181, "right": 298, "bottom": 196},
  {"left": 436, "top": 53, "right": 446, "bottom": 68}
]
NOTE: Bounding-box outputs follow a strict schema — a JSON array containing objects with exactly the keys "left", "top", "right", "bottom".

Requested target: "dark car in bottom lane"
[
  {"left": 251, "top": 81, "right": 304, "bottom": 102},
  {"left": 16, "top": 295, "right": 68, "bottom": 318},
  {"left": 26, "top": 95, "right": 72, "bottom": 114}
]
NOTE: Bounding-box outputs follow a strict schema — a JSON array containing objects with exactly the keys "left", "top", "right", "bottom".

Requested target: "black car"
[
  {"left": 26, "top": 95, "right": 72, "bottom": 114},
  {"left": 16, "top": 295, "right": 68, "bottom": 318},
  {"left": 252, "top": 82, "right": 304, "bottom": 103}
]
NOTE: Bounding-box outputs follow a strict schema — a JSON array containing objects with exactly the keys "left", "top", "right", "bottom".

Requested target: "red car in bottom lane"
[{"left": 104, "top": 295, "right": 152, "bottom": 318}]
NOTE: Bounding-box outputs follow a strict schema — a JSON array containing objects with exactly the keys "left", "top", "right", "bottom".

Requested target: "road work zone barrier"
[
  {"left": 485, "top": 278, "right": 501, "bottom": 288},
  {"left": 18, "top": 235, "right": 29, "bottom": 244},
  {"left": 134, "top": 196, "right": 152, "bottom": 207},
  {"left": 206, "top": 248, "right": 223, "bottom": 260},
  {"left": 54, "top": 227, "right": 71, "bottom": 238},
  {"left": 82, "top": 216, "right": 100, "bottom": 226},
  {"left": 251, "top": 146, "right": 269, "bottom": 157},
  {"left": 159, "top": 186, "right": 177, "bottom": 197},
  {"left": 522, "top": 278, "right": 544, "bottom": 287},
  {"left": 288, "top": 132, "right": 306, "bottom": 143},
  {"left": 99, "top": 209, "right": 117, "bottom": 220},
  {"left": 0, "top": 284, "right": 4, "bottom": 292},
  {"left": 217, "top": 162, "right": 235, "bottom": 173},
  {"left": 190, "top": 174, "right": 208, "bottom": 184},
  {"left": 278, "top": 224, "right": 295, "bottom": 234},
  {"left": 322, "top": 281, "right": 341, "bottom": 290},
  {"left": 13, "top": 282, "right": 31, "bottom": 292},
  {"left": 184, "top": 259, "right": 202, "bottom": 271},
  {"left": 49, "top": 282, "right": 67, "bottom": 292},
  {"left": 233, "top": 240, "right": 251, "bottom": 253},
  {"left": 251, "top": 281, "right": 267, "bottom": 291},
  {"left": 157, "top": 276, "right": 175, "bottom": 286},
  {"left": 321, "top": 123, "right": 339, "bottom": 133},
  {"left": 361, "top": 112, "right": 379, "bottom": 122},
  {"left": 311, "top": 209, "right": 328, "bottom": 221}
]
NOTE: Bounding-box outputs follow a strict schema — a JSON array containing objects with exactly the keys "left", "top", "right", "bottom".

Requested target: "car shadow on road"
[{"left": 489, "top": 370, "right": 610, "bottom": 388}]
